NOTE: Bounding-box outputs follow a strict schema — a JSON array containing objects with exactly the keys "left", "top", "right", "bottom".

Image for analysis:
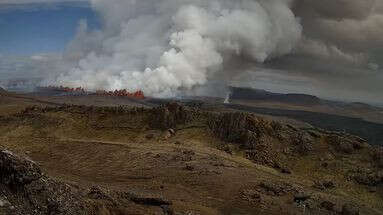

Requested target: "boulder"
[
  {"left": 273, "top": 162, "right": 292, "bottom": 174},
  {"left": 259, "top": 181, "right": 296, "bottom": 196},
  {"left": 87, "top": 186, "right": 113, "bottom": 201},
  {"left": 327, "top": 135, "right": 354, "bottom": 154},
  {"left": 185, "top": 164, "right": 195, "bottom": 171},
  {"left": 0, "top": 87, "right": 6, "bottom": 94},
  {"left": 352, "top": 169, "right": 383, "bottom": 186},
  {"left": 207, "top": 112, "right": 265, "bottom": 149},
  {"left": 294, "top": 192, "right": 311, "bottom": 203},
  {"left": 163, "top": 130, "right": 173, "bottom": 140},
  {"left": 0, "top": 150, "right": 87, "bottom": 214},
  {"left": 168, "top": 129, "right": 175, "bottom": 135},
  {"left": 163, "top": 129, "right": 176, "bottom": 140},
  {"left": 0, "top": 150, "right": 41, "bottom": 186},
  {"left": 222, "top": 145, "right": 233, "bottom": 155},
  {"left": 292, "top": 132, "right": 314, "bottom": 155},
  {"left": 0, "top": 199, "right": 10, "bottom": 207},
  {"left": 145, "top": 133, "right": 155, "bottom": 139},
  {"left": 240, "top": 189, "right": 261, "bottom": 203},
  {"left": 313, "top": 179, "right": 336, "bottom": 190},
  {"left": 127, "top": 190, "right": 172, "bottom": 206}
]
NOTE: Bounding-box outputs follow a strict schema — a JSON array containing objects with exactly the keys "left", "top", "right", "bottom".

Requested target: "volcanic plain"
[{"left": 0, "top": 88, "right": 383, "bottom": 215}]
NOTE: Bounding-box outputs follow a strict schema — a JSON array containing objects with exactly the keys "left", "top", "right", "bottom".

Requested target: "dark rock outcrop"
[
  {"left": 149, "top": 103, "right": 194, "bottom": 130},
  {"left": 293, "top": 192, "right": 311, "bottom": 203},
  {"left": 207, "top": 111, "right": 319, "bottom": 167},
  {"left": 326, "top": 134, "right": 367, "bottom": 154},
  {"left": 350, "top": 168, "right": 383, "bottom": 186},
  {"left": 0, "top": 150, "right": 86, "bottom": 215},
  {"left": 327, "top": 135, "right": 355, "bottom": 154},
  {"left": 291, "top": 131, "right": 315, "bottom": 155},
  {"left": 258, "top": 181, "right": 298, "bottom": 196},
  {"left": 0, "top": 87, "right": 6, "bottom": 92},
  {"left": 208, "top": 112, "right": 278, "bottom": 149},
  {"left": 0, "top": 150, "right": 41, "bottom": 186},
  {"left": 122, "top": 190, "right": 172, "bottom": 206}
]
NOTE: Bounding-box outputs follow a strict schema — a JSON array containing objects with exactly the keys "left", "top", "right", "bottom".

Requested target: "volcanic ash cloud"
[{"left": 53, "top": 0, "right": 302, "bottom": 97}]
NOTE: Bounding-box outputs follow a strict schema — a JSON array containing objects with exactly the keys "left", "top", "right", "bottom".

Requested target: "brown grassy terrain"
[{"left": 0, "top": 93, "right": 383, "bottom": 215}]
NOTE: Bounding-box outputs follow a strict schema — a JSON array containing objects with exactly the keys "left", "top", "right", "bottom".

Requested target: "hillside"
[
  {"left": 227, "top": 87, "right": 383, "bottom": 146},
  {"left": 0, "top": 101, "right": 382, "bottom": 215},
  {"left": 230, "top": 87, "right": 321, "bottom": 105}
]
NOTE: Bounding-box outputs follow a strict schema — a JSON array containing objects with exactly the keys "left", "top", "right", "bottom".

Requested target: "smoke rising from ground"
[
  {"left": 50, "top": 0, "right": 302, "bottom": 97},
  {"left": 32, "top": 0, "right": 383, "bottom": 103},
  {"left": 259, "top": 0, "right": 383, "bottom": 103}
]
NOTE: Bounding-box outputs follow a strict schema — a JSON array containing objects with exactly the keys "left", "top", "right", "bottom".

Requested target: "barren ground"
[{"left": 0, "top": 91, "right": 382, "bottom": 215}]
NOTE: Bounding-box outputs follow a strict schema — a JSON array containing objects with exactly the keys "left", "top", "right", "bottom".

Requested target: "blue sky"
[{"left": 0, "top": 1, "right": 99, "bottom": 55}]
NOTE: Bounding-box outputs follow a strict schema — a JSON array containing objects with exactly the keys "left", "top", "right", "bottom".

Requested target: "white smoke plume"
[
  {"left": 296, "top": 38, "right": 367, "bottom": 65},
  {"left": 51, "top": 0, "right": 302, "bottom": 97}
]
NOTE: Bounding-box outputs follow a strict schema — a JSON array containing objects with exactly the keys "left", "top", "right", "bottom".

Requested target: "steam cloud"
[
  {"left": 51, "top": 0, "right": 302, "bottom": 97},
  {"left": 37, "top": 0, "right": 383, "bottom": 103}
]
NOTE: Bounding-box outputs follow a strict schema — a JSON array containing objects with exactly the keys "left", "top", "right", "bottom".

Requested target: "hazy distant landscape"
[
  {"left": 228, "top": 87, "right": 383, "bottom": 146},
  {"left": 228, "top": 104, "right": 383, "bottom": 146}
]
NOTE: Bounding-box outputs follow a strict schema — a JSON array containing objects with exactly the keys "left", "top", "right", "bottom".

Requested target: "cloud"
[
  {"left": 242, "top": 0, "right": 383, "bottom": 103},
  {"left": 293, "top": 0, "right": 377, "bottom": 20},
  {"left": 0, "top": 54, "right": 68, "bottom": 82},
  {"left": 40, "top": 0, "right": 382, "bottom": 103},
  {"left": 50, "top": 0, "right": 302, "bottom": 97},
  {"left": 293, "top": 0, "right": 383, "bottom": 52},
  {"left": 1, "top": 0, "right": 382, "bottom": 104},
  {"left": 0, "top": 0, "right": 88, "bottom": 4},
  {"left": 238, "top": 67, "right": 383, "bottom": 105},
  {"left": 296, "top": 38, "right": 367, "bottom": 65},
  {"left": 30, "top": 54, "right": 47, "bottom": 61},
  {"left": 313, "top": 14, "right": 383, "bottom": 52}
]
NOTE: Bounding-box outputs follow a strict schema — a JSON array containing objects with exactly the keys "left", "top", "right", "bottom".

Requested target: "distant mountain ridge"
[
  {"left": 230, "top": 87, "right": 321, "bottom": 105},
  {"left": 227, "top": 87, "right": 383, "bottom": 146},
  {"left": 229, "top": 87, "right": 380, "bottom": 109}
]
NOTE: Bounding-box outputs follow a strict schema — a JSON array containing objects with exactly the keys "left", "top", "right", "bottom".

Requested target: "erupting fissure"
[
  {"left": 48, "top": 0, "right": 303, "bottom": 97},
  {"left": 41, "top": 86, "right": 145, "bottom": 99}
]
